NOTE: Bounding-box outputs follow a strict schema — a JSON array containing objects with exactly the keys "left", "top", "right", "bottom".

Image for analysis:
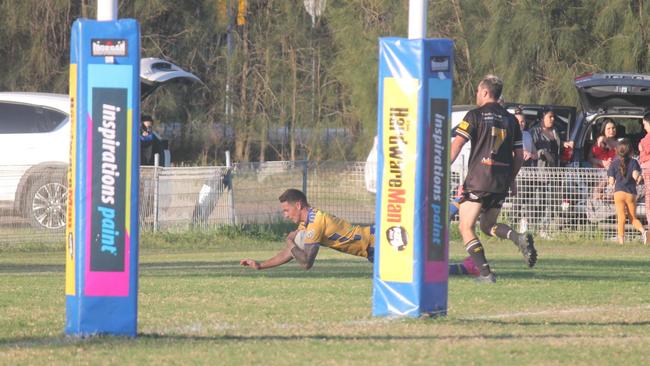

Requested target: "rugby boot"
[
  {"left": 475, "top": 272, "right": 496, "bottom": 284},
  {"left": 517, "top": 233, "right": 537, "bottom": 268}
]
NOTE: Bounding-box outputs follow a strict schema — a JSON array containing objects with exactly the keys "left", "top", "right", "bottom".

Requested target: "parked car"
[
  {"left": 571, "top": 72, "right": 650, "bottom": 166},
  {"left": 567, "top": 72, "right": 650, "bottom": 222},
  {"left": 0, "top": 57, "right": 200, "bottom": 230}
]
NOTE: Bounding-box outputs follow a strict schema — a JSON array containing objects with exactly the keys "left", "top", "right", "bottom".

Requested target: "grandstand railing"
[{"left": 0, "top": 164, "right": 641, "bottom": 243}]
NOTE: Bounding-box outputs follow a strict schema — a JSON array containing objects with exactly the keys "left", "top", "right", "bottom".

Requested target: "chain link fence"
[
  {"left": 503, "top": 167, "right": 643, "bottom": 241},
  {"left": 0, "top": 163, "right": 643, "bottom": 244}
]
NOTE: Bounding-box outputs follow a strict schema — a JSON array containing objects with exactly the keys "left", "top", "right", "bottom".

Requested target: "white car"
[
  {"left": 0, "top": 58, "right": 200, "bottom": 230},
  {"left": 364, "top": 105, "right": 473, "bottom": 194}
]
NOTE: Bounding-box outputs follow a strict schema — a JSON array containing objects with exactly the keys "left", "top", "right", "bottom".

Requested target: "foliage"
[{"left": 1, "top": 1, "right": 650, "bottom": 163}]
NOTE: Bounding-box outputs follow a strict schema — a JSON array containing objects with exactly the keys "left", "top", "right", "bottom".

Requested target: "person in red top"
[
  {"left": 589, "top": 119, "right": 618, "bottom": 169},
  {"left": 590, "top": 119, "right": 620, "bottom": 200},
  {"left": 637, "top": 113, "right": 650, "bottom": 230}
]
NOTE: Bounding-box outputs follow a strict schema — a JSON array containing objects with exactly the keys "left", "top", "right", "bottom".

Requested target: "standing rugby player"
[{"left": 450, "top": 75, "right": 537, "bottom": 283}]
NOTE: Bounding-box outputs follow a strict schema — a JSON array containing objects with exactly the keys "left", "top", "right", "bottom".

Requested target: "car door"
[
  {"left": 573, "top": 73, "right": 650, "bottom": 164},
  {"left": 140, "top": 57, "right": 202, "bottom": 99},
  {"left": 574, "top": 73, "right": 650, "bottom": 117}
]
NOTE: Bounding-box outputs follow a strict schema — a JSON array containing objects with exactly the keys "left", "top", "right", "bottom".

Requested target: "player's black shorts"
[{"left": 461, "top": 191, "right": 507, "bottom": 211}]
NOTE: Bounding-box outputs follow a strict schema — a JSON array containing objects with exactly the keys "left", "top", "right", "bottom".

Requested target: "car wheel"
[{"left": 26, "top": 175, "right": 67, "bottom": 230}]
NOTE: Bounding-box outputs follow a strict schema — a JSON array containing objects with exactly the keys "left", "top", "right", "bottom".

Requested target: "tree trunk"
[
  {"left": 290, "top": 46, "right": 298, "bottom": 161},
  {"left": 235, "top": 22, "right": 249, "bottom": 162}
]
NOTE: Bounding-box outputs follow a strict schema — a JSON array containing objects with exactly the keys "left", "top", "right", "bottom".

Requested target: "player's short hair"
[
  {"left": 479, "top": 74, "right": 504, "bottom": 100},
  {"left": 279, "top": 189, "right": 308, "bottom": 206},
  {"left": 141, "top": 114, "right": 154, "bottom": 123}
]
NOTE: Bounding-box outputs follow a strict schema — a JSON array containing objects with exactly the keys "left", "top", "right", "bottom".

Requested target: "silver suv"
[
  {"left": 572, "top": 72, "right": 650, "bottom": 165},
  {"left": 0, "top": 58, "right": 200, "bottom": 230}
]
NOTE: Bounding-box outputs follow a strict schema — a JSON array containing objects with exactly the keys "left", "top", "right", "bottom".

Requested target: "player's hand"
[{"left": 240, "top": 259, "right": 261, "bottom": 270}]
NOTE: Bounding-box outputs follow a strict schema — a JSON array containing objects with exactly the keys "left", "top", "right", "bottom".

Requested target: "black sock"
[
  {"left": 493, "top": 223, "right": 520, "bottom": 244},
  {"left": 465, "top": 239, "right": 491, "bottom": 276}
]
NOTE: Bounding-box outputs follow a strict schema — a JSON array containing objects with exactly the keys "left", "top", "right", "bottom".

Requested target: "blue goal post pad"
[
  {"left": 66, "top": 18, "right": 141, "bottom": 337},
  {"left": 372, "top": 37, "right": 454, "bottom": 317}
]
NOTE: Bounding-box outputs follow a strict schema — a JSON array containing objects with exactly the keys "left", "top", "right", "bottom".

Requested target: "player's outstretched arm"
[
  {"left": 286, "top": 230, "right": 320, "bottom": 270},
  {"left": 240, "top": 242, "right": 294, "bottom": 270},
  {"left": 291, "top": 243, "right": 320, "bottom": 270}
]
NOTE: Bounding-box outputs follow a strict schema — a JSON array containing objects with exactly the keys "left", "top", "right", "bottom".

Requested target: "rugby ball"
[{"left": 293, "top": 230, "right": 307, "bottom": 250}]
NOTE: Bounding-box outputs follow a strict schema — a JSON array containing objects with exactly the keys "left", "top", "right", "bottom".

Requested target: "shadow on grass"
[
  {"left": 141, "top": 259, "right": 374, "bottom": 279},
  {"left": 1, "top": 257, "right": 647, "bottom": 282},
  {"left": 1, "top": 328, "right": 639, "bottom": 348},
  {"left": 0, "top": 263, "right": 63, "bottom": 274}
]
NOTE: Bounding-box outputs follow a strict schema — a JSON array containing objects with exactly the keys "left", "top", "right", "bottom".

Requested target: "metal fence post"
[
  {"left": 302, "top": 160, "right": 308, "bottom": 196},
  {"left": 226, "top": 151, "right": 236, "bottom": 225},
  {"left": 153, "top": 153, "right": 160, "bottom": 232}
]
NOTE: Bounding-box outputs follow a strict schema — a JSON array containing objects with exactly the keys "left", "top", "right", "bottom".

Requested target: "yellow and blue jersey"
[{"left": 298, "top": 208, "right": 374, "bottom": 258}]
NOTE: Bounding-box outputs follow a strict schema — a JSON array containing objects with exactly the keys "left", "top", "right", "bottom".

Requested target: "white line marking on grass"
[
  {"left": 344, "top": 317, "right": 403, "bottom": 326},
  {"left": 466, "top": 304, "right": 650, "bottom": 320}
]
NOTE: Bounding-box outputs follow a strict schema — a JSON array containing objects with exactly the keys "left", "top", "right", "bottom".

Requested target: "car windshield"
[{"left": 584, "top": 116, "right": 645, "bottom": 156}]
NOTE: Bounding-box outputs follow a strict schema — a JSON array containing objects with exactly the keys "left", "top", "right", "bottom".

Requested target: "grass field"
[{"left": 2, "top": 232, "right": 650, "bottom": 365}]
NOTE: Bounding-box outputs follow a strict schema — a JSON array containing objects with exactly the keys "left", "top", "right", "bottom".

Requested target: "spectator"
[
  {"left": 529, "top": 108, "right": 574, "bottom": 235},
  {"left": 513, "top": 107, "right": 537, "bottom": 232},
  {"left": 607, "top": 138, "right": 647, "bottom": 245},
  {"left": 589, "top": 119, "right": 620, "bottom": 200},
  {"left": 140, "top": 114, "right": 162, "bottom": 166},
  {"left": 514, "top": 107, "right": 537, "bottom": 166},
  {"left": 589, "top": 119, "right": 618, "bottom": 169},
  {"left": 530, "top": 108, "right": 574, "bottom": 167},
  {"left": 637, "top": 113, "right": 650, "bottom": 231}
]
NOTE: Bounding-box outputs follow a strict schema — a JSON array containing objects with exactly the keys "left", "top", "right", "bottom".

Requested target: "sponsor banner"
[
  {"left": 90, "top": 87, "right": 127, "bottom": 272},
  {"left": 66, "top": 64, "right": 78, "bottom": 296},
  {"left": 378, "top": 77, "right": 418, "bottom": 283},
  {"left": 427, "top": 98, "right": 449, "bottom": 261},
  {"left": 425, "top": 96, "right": 451, "bottom": 283},
  {"left": 83, "top": 64, "right": 133, "bottom": 297}
]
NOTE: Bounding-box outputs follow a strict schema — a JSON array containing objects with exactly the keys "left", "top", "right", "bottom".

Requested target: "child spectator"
[{"left": 607, "top": 138, "right": 647, "bottom": 245}]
